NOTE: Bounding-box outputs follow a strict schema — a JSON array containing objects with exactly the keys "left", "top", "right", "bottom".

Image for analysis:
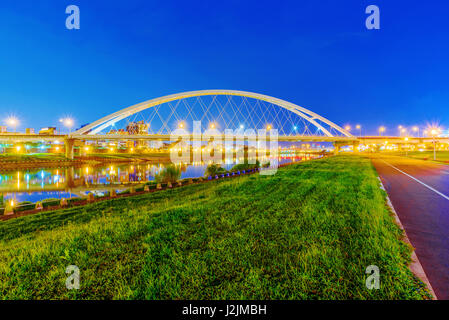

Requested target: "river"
[{"left": 0, "top": 155, "right": 317, "bottom": 204}]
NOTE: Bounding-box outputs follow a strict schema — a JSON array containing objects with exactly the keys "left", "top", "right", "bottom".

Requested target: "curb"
[{"left": 377, "top": 176, "right": 437, "bottom": 300}]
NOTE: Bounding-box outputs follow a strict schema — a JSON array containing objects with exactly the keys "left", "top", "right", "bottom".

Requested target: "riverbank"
[
  {"left": 0, "top": 160, "right": 287, "bottom": 219},
  {"left": 0, "top": 152, "right": 171, "bottom": 172},
  {"left": 0, "top": 156, "right": 432, "bottom": 299},
  {"left": 0, "top": 153, "right": 76, "bottom": 171}
]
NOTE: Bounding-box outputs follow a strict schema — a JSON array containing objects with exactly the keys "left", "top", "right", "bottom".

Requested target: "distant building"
[
  {"left": 148, "top": 140, "right": 163, "bottom": 149},
  {"left": 0, "top": 126, "right": 6, "bottom": 133},
  {"left": 126, "top": 121, "right": 149, "bottom": 135},
  {"left": 25, "top": 128, "right": 35, "bottom": 134},
  {"left": 39, "top": 127, "right": 56, "bottom": 135}
]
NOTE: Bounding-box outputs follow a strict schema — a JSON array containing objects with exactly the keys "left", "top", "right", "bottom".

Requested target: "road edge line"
[
  {"left": 377, "top": 176, "right": 437, "bottom": 300},
  {"left": 380, "top": 159, "right": 449, "bottom": 201}
]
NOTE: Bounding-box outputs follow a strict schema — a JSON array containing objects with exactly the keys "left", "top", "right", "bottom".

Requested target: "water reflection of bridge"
[
  {"left": 0, "top": 162, "right": 191, "bottom": 197},
  {"left": 0, "top": 155, "right": 306, "bottom": 199}
]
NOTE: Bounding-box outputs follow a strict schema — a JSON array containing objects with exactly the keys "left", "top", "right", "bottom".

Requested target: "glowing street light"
[
  {"left": 356, "top": 124, "right": 362, "bottom": 137},
  {"left": 60, "top": 117, "right": 74, "bottom": 134},
  {"left": 412, "top": 126, "right": 420, "bottom": 137},
  {"left": 6, "top": 117, "right": 19, "bottom": 132},
  {"left": 345, "top": 125, "right": 351, "bottom": 131},
  {"left": 379, "top": 126, "right": 385, "bottom": 137},
  {"left": 178, "top": 121, "right": 185, "bottom": 129},
  {"left": 401, "top": 128, "right": 406, "bottom": 136},
  {"left": 266, "top": 125, "right": 272, "bottom": 131}
]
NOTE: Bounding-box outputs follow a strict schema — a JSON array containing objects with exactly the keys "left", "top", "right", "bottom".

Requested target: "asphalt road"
[{"left": 371, "top": 155, "right": 449, "bottom": 299}]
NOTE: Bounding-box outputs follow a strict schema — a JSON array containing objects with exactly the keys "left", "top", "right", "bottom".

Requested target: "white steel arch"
[{"left": 73, "top": 90, "right": 352, "bottom": 137}]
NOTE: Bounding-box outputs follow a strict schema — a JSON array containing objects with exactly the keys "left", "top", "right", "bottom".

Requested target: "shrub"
[
  {"left": 230, "top": 159, "right": 260, "bottom": 172},
  {"left": 204, "top": 164, "right": 226, "bottom": 177},
  {"left": 155, "top": 165, "right": 181, "bottom": 183}
]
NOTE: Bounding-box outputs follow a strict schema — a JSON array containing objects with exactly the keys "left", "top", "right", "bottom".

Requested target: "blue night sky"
[{"left": 0, "top": 0, "right": 448, "bottom": 135}]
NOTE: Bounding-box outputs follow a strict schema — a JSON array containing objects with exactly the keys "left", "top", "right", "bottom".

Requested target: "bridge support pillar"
[
  {"left": 65, "top": 138, "right": 75, "bottom": 160},
  {"left": 352, "top": 141, "right": 360, "bottom": 153},
  {"left": 333, "top": 142, "right": 342, "bottom": 155},
  {"left": 65, "top": 167, "right": 75, "bottom": 189}
]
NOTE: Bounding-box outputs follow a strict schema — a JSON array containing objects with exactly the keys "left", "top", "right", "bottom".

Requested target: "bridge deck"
[{"left": 1, "top": 133, "right": 447, "bottom": 143}]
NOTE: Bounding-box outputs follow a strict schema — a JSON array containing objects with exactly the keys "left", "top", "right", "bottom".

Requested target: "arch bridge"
[{"left": 0, "top": 90, "right": 360, "bottom": 159}]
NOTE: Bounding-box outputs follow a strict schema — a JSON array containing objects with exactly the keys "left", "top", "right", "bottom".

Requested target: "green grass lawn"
[
  {"left": 382, "top": 151, "right": 449, "bottom": 162},
  {"left": 0, "top": 156, "right": 430, "bottom": 299},
  {"left": 405, "top": 151, "right": 449, "bottom": 161}
]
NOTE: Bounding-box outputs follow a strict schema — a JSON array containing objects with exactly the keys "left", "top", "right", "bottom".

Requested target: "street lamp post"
[
  {"left": 401, "top": 128, "right": 406, "bottom": 137},
  {"left": 65, "top": 118, "right": 73, "bottom": 134},
  {"left": 379, "top": 126, "right": 385, "bottom": 137},
  {"left": 7, "top": 117, "right": 19, "bottom": 132},
  {"left": 412, "top": 126, "right": 419, "bottom": 138},
  {"left": 356, "top": 124, "right": 361, "bottom": 137},
  {"left": 404, "top": 137, "right": 409, "bottom": 157},
  {"left": 431, "top": 129, "right": 437, "bottom": 161},
  {"left": 60, "top": 118, "right": 74, "bottom": 134}
]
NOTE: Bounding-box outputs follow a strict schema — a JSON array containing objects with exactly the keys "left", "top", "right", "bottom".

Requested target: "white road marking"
[{"left": 381, "top": 159, "right": 449, "bottom": 201}]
